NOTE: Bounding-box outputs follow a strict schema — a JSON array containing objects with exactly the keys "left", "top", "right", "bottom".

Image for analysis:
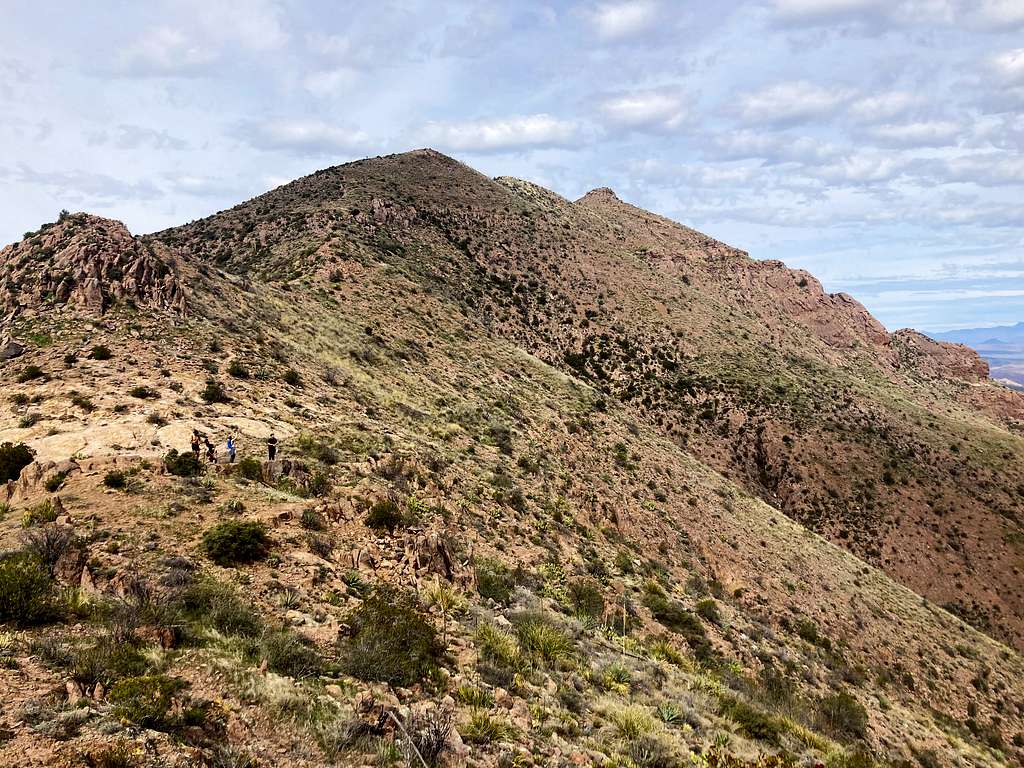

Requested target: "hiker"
[
  {"left": 267, "top": 433, "right": 278, "bottom": 461},
  {"left": 204, "top": 436, "right": 216, "bottom": 464},
  {"left": 226, "top": 434, "right": 236, "bottom": 463},
  {"left": 190, "top": 431, "right": 201, "bottom": 460}
]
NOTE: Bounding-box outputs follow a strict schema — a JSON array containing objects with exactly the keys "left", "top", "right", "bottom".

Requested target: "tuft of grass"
[
  {"left": 462, "top": 711, "right": 519, "bottom": 744},
  {"left": 514, "top": 615, "right": 575, "bottom": 668},
  {"left": 610, "top": 704, "right": 657, "bottom": 740}
]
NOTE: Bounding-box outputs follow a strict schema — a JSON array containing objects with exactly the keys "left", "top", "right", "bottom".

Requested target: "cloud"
[
  {"left": 302, "top": 68, "right": 360, "bottom": 98},
  {"left": 865, "top": 120, "right": 963, "bottom": 147},
  {"left": 736, "top": 81, "right": 852, "bottom": 125},
  {"left": 89, "top": 125, "right": 189, "bottom": 151},
  {"left": 847, "top": 91, "right": 918, "bottom": 122},
  {"left": 116, "top": 27, "right": 215, "bottom": 77},
  {"left": 586, "top": 1, "right": 661, "bottom": 41},
  {"left": 965, "top": 0, "right": 1024, "bottom": 31},
  {"left": 814, "top": 150, "right": 913, "bottom": 184},
  {"left": 706, "top": 130, "right": 842, "bottom": 164},
  {"left": 238, "top": 119, "right": 372, "bottom": 156},
  {"left": 2, "top": 165, "right": 163, "bottom": 203},
  {"left": 418, "top": 115, "right": 581, "bottom": 152},
  {"left": 774, "top": 0, "right": 1024, "bottom": 30},
  {"left": 991, "top": 48, "right": 1024, "bottom": 85},
  {"left": 915, "top": 153, "right": 1024, "bottom": 186},
  {"left": 598, "top": 90, "right": 687, "bottom": 132}
]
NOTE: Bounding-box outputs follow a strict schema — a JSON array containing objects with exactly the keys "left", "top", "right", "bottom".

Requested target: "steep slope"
[
  {"left": 0, "top": 152, "right": 1022, "bottom": 767},
  {"left": 152, "top": 149, "right": 1024, "bottom": 650}
]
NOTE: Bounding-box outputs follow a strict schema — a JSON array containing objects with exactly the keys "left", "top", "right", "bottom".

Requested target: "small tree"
[
  {"left": 0, "top": 442, "right": 35, "bottom": 483},
  {"left": 200, "top": 379, "right": 229, "bottom": 404},
  {"left": 202, "top": 520, "right": 271, "bottom": 566}
]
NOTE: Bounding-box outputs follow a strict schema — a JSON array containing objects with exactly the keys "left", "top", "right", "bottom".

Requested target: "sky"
[{"left": 2, "top": 0, "right": 1023, "bottom": 333}]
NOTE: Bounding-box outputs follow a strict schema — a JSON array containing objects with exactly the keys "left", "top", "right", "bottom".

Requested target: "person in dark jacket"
[{"left": 267, "top": 434, "right": 278, "bottom": 461}]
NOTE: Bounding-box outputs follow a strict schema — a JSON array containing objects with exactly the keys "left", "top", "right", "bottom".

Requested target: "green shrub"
[
  {"left": 514, "top": 615, "right": 575, "bottom": 668},
  {"left": 17, "top": 365, "right": 45, "bottom": 382},
  {"left": 364, "top": 499, "right": 405, "bottom": 533},
  {"left": 164, "top": 449, "right": 203, "bottom": 477},
  {"left": 200, "top": 378, "right": 229, "bottom": 404},
  {"left": 69, "top": 392, "right": 95, "bottom": 412},
  {"left": 0, "top": 442, "right": 35, "bottom": 482},
  {"left": 304, "top": 470, "right": 331, "bottom": 498},
  {"left": 695, "top": 598, "right": 722, "bottom": 625},
  {"left": 109, "top": 674, "right": 185, "bottom": 728},
  {"left": 567, "top": 577, "right": 605, "bottom": 618},
  {"left": 718, "top": 696, "right": 783, "bottom": 746},
  {"left": 175, "top": 578, "right": 262, "bottom": 638},
  {"left": 70, "top": 635, "right": 149, "bottom": 688},
  {"left": 282, "top": 368, "right": 301, "bottom": 386},
  {"left": 300, "top": 507, "right": 326, "bottom": 531},
  {"left": 0, "top": 551, "right": 53, "bottom": 625},
  {"left": 104, "top": 471, "right": 128, "bottom": 489},
  {"left": 297, "top": 434, "right": 339, "bottom": 465},
  {"left": 63, "top": 353, "right": 79, "bottom": 368},
  {"left": 643, "top": 590, "right": 715, "bottom": 662},
  {"left": 795, "top": 618, "right": 831, "bottom": 650},
  {"left": 89, "top": 345, "right": 112, "bottom": 360},
  {"left": 475, "top": 557, "right": 514, "bottom": 604},
  {"left": 201, "top": 520, "right": 271, "bottom": 566},
  {"left": 21, "top": 499, "right": 57, "bottom": 527},
  {"left": 227, "top": 360, "right": 249, "bottom": 379},
  {"left": 462, "top": 711, "right": 518, "bottom": 744},
  {"left": 816, "top": 690, "right": 868, "bottom": 741},
  {"left": 249, "top": 628, "right": 322, "bottom": 679},
  {"left": 341, "top": 587, "right": 442, "bottom": 686},
  {"left": 128, "top": 386, "right": 158, "bottom": 399},
  {"left": 44, "top": 471, "right": 67, "bottom": 492},
  {"left": 236, "top": 456, "right": 262, "bottom": 481}
]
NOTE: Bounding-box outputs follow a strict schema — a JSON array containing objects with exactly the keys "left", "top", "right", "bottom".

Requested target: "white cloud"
[
  {"left": 967, "top": 0, "right": 1024, "bottom": 30},
  {"left": 239, "top": 119, "right": 372, "bottom": 156},
  {"left": 848, "top": 91, "right": 918, "bottom": 122},
  {"left": 599, "top": 90, "right": 687, "bottom": 131},
  {"left": 303, "top": 68, "right": 360, "bottom": 98},
  {"left": 587, "top": 1, "right": 661, "bottom": 41},
  {"left": 867, "top": 120, "right": 962, "bottom": 147},
  {"left": 737, "top": 81, "right": 852, "bottom": 124},
  {"left": 707, "top": 131, "right": 841, "bottom": 164},
  {"left": 418, "top": 115, "right": 580, "bottom": 152},
  {"left": 991, "top": 48, "right": 1024, "bottom": 85},
  {"left": 117, "top": 27, "right": 214, "bottom": 77}
]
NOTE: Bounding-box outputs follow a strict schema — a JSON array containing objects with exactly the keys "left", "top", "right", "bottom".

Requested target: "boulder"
[{"left": 0, "top": 340, "right": 24, "bottom": 361}]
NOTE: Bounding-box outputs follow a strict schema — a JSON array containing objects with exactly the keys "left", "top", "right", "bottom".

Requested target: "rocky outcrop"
[
  {"left": 892, "top": 329, "right": 989, "bottom": 382},
  {"left": 0, "top": 213, "right": 186, "bottom": 318}
]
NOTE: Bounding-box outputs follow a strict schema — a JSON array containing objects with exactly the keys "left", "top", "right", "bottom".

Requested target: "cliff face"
[
  {"left": 0, "top": 213, "right": 186, "bottom": 319},
  {"left": 892, "top": 328, "right": 990, "bottom": 382}
]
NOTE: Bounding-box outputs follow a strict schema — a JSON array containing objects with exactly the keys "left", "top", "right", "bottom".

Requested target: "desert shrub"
[
  {"left": 19, "top": 412, "right": 40, "bottom": 428},
  {"left": 236, "top": 456, "right": 262, "bottom": 481},
  {"left": 300, "top": 507, "right": 326, "bottom": 530},
  {"left": 341, "top": 587, "right": 442, "bottom": 686},
  {"left": 304, "top": 470, "right": 331, "bottom": 498},
  {"left": 44, "top": 471, "right": 67, "bottom": 492},
  {"left": 0, "top": 551, "right": 53, "bottom": 625},
  {"left": 20, "top": 526, "right": 76, "bottom": 569},
  {"left": 815, "top": 690, "right": 868, "bottom": 741},
  {"left": 9, "top": 393, "right": 29, "bottom": 405},
  {"left": 643, "top": 589, "right": 714, "bottom": 661},
  {"left": 70, "top": 635, "right": 149, "bottom": 688},
  {"left": 297, "top": 434, "right": 339, "bottom": 465},
  {"left": 21, "top": 499, "right": 57, "bottom": 527},
  {"left": 718, "top": 696, "right": 783, "bottom": 746},
  {"left": 175, "top": 578, "right": 262, "bottom": 638},
  {"left": 109, "top": 674, "right": 185, "bottom": 728},
  {"left": 227, "top": 360, "right": 249, "bottom": 379},
  {"left": 282, "top": 368, "right": 301, "bottom": 386},
  {"left": 201, "top": 520, "right": 270, "bottom": 566},
  {"left": 200, "top": 379, "right": 229, "bottom": 404},
  {"left": 250, "top": 628, "right": 322, "bottom": 679},
  {"left": 0, "top": 442, "right": 35, "bottom": 482},
  {"left": 364, "top": 498, "right": 405, "bottom": 533},
  {"left": 407, "top": 707, "right": 454, "bottom": 766},
  {"left": 104, "top": 470, "right": 128, "bottom": 489},
  {"left": 164, "top": 449, "right": 203, "bottom": 477},
  {"left": 475, "top": 557, "right": 514, "bottom": 604},
  {"left": 89, "top": 345, "right": 112, "bottom": 360},
  {"left": 86, "top": 741, "right": 140, "bottom": 768},
  {"left": 69, "top": 392, "right": 95, "bottom": 412},
  {"left": 63, "top": 353, "right": 79, "bottom": 368},
  {"left": 475, "top": 623, "right": 522, "bottom": 670},
  {"left": 795, "top": 618, "right": 831, "bottom": 650},
  {"left": 514, "top": 615, "right": 575, "bottom": 668},
  {"left": 128, "top": 386, "right": 158, "bottom": 399},
  {"left": 567, "top": 577, "right": 605, "bottom": 619},
  {"left": 695, "top": 598, "right": 722, "bottom": 625},
  {"left": 462, "top": 711, "right": 518, "bottom": 744},
  {"left": 17, "top": 365, "right": 45, "bottom": 382},
  {"left": 307, "top": 532, "right": 334, "bottom": 560},
  {"left": 455, "top": 684, "right": 494, "bottom": 709}
]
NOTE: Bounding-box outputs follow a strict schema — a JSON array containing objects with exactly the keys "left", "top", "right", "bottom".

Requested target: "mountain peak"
[{"left": 576, "top": 186, "right": 619, "bottom": 204}]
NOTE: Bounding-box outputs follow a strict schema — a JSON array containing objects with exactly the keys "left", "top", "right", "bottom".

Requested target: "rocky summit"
[{"left": 0, "top": 149, "right": 1022, "bottom": 768}]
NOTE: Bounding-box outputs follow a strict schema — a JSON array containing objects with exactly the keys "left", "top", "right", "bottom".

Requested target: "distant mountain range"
[{"left": 934, "top": 322, "right": 1024, "bottom": 389}]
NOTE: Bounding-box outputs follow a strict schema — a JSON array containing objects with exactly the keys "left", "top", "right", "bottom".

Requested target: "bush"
[
  {"left": 250, "top": 628, "right": 322, "bottom": 679},
  {"left": 364, "top": 499, "right": 405, "bottom": 533},
  {"left": 21, "top": 499, "right": 57, "bottom": 527},
  {"left": 164, "top": 449, "right": 203, "bottom": 477},
  {"left": 89, "top": 345, "right": 112, "bottom": 360},
  {"left": 643, "top": 589, "right": 714, "bottom": 660},
  {"left": 304, "top": 470, "right": 331, "bottom": 498},
  {"left": 567, "top": 577, "right": 605, "bottom": 619},
  {"left": 719, "top": 696, "right": 783, "bottom": 746},
  {"left": 70, "top": 635, "right": 149, "bottom": 688},
  {"left": 63, "top": 353, "right": 78, "bottom": 368},
  {"left": 0, "top": 551, "right": 53, "bottom": 625},
  {"left": 17, "top": 365, "right": 45, "bottom": 382},
  {"left": 175, "top": 578, "right": 262, "bottom": 638},
  {"left": 695, "top": 598, "right": 722, "bottom": 625},
  {"left": 462, "top": 711, "right": 518, "bottom": 744},
  {"left": 44, "top": 471, "right": 67, "bottom": 492},
  {"left": 0, "top": 442, "right": 35, "bottom": 482},
  {"left": 128, "top": 386, "right": 158, "bottom": 399},
  {"left": 341, "top": 587, "right": 442, "bottom": 686},
  {"left": 816, "top": 690, "right": 868, "bottom": 741},
  {"left": 227, "top": 360, "right": 249, "bottom": 379},
  {"left": 300, "top": 507, "right": 326, "bottom": 531},
  {"left": 236, "top": 456, "right": 262, "bottom": 481},
  {"left": 109, "top": 674, "right": 185, "bottom": 728},
  {"left": 21, "top": 526, "right": 76, "bottom": 569},
  {"left": 200, "top": 379, "right": 229, "bottom": 404},
  {"left": 104, "top": 471, "right": 128, "bottom": 489},
  {"left": 476, "top": 557, "right": 514, "bottom": 604},
  {"left": 282, "top": 368, "right": 301, "bottom": 386},
  {"left": 201, "top": 520, "right": 271, "bottom": 566},
  {"left": 514, "top": 615, "right": 575, "bottom": 668},
  {"left": 70, "top": 392, "right": 95, "bottom": 412}
]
